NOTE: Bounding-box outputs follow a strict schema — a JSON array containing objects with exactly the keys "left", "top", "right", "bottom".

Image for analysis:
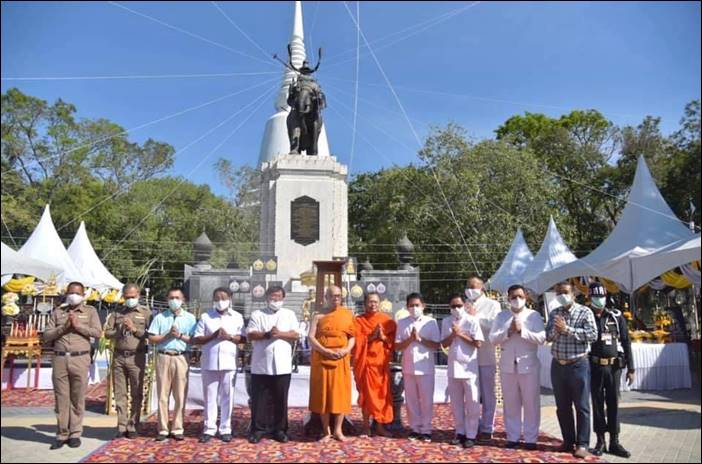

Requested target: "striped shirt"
[{"left": 546, "top": 302, "right": 598, "bottom": 361}]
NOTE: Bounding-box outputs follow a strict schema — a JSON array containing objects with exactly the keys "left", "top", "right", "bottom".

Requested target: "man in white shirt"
[
  {"left": 395, "top": 292, "right": 441, "bottom": 443},
  {"left": 464, "top": 276, "right": 501, "bottom": 442},
  {"left": 246, "top": 285, "right": 300, "bottom": 444},
  {"left": 192, "top": 287, "right": 246, "bottom": 443},
  {"left": 441, "top": 293, "right": 484, "bottom": 448},
  {"left": 489, "top": 284, "right": 546, "bottom": 450}
]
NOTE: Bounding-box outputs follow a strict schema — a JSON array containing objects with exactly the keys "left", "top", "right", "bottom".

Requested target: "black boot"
[
  {"left": 590, "top": 434, "right": 606, "bottom": 456},
  {"left": 608, "top": 435, "right": 631, "bottom": 458}
]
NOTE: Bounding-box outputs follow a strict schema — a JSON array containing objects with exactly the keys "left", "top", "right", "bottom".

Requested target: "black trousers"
[
  {"left": 590, "top": 362, "right": 621, "bottom": 435},
  {"left": 250, "top": 374, "right": 292, "bottom": 435}
]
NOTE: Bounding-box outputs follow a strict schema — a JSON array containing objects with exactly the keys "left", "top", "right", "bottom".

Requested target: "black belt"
[
  {"left": 54, "top": 350, "right": 90, "bottom": 357},
  {"left": 158, "top": 350, "right": 185, "bottom": 356},
  {"left": 555, "top": 355, "right": 586, "bottom": 366},
  {"left": 590, "top": 355, "right": 617, "bottom": 366},
  {"left": 115, "top": 348, "right": 147, "bottom": 356}
]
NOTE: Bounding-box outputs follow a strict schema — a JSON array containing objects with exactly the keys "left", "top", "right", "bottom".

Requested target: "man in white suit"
[
  {"left": 465, "top": 276, "right": 501, "bottom": 442},
  {"left": 489, "top": 284, "right": 546, "bottom": 450}
]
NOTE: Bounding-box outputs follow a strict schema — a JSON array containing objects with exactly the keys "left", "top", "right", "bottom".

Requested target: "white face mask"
[
  {"left": 268, "top": 300, "right": 284, "bottom": 312},
  {"left": 214, "top": 300, "right": 230, "bottom": 312},
  {"left": 591, "top": 297, "right": 606, "bottom": 309},
  {"left": 125, "top": 297, "right": 139, "bottom": 309},
  {"left": 409, "top": 305, "right": 423, "bottom": 319},
  {"left": 510, "top": 297, "right": 526, "bottom": 311},
  {"left": 168, "top": 298, "right": 183, "bottom": 311},
  {"left": 66, "top": 293, "right": 84, "bottom": 306},
  {"left": 450, "top": 306, "right": 464, "bottom": 319},
  {"left": 557, "top": 294, "right": 573, "bottom": 307},
  {"left": 465, "top": 288, "right": 482, "bottom": 301}
]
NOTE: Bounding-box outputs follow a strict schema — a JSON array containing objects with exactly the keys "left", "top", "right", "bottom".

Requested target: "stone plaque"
[{"left": 291, "top": 196, "right": 319, "bottom": 246}]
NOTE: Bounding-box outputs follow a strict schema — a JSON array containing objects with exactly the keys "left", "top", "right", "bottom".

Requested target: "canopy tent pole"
[{"left": 691, "top": 284, "right": 700, "bottom": 338}]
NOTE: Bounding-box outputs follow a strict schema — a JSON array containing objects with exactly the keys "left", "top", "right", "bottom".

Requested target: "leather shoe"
[
  {"left": 220, "top": 433, "right": 232, "bottom": 443},
  {"left": 199, "top": 434, "right": 213, "bottom": 443},
  {"left": 49, "top": 440, "right": 65, "bottom": 450},
  {"left": 248, "top": 433, "right": 263, "bottom": 444},
  {"left": 273, "top": 431, "right": 289, "bottom": 443},
  {"left": 67, "top": 438, "right": 81, "bottom": 448}
]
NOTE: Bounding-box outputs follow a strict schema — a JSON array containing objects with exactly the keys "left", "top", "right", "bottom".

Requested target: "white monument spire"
[
  {"left": 275, "top": 1, "right": 306, "bottom": 111},
  {"left": 258, "top": 0, "right": 330, "bottom": 165}
]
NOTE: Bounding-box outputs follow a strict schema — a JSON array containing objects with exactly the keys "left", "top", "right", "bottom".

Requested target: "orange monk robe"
[
  {"left": 309, "top": 307, "right": 355, "bottom": 415},
  {"left": 353, "top": 311, "right": 397, "bottom": 424}
]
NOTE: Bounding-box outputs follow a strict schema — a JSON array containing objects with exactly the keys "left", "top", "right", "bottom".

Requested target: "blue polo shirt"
[{"left": 147, "top": 308, "right": 197, "bottom": 352}]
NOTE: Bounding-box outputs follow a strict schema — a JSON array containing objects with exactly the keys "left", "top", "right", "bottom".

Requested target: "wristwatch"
[{"left": 265, "top": 331, "right": 272, "bottom": 340}]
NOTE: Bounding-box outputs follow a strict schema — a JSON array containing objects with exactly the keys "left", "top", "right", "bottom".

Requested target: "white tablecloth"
[
  {"left": 151, "top": 365, "right": 452, "bottom": 411},
  {"left": 537, "top": 343, "right": 692, "bottom": 391}
]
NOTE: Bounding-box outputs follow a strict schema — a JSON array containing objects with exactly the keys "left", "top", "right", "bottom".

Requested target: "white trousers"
[
  {"left": 202, "top": 369, "right": 234, "bottom": 436},
  {"left": 448, "top": 377, "right": 481, "bottom": 439},
  {"left": 501, "top": 371, "right": 541, "bottom": 444},
  {"left": 403, "top": 373, "right": 434, "bottom": 434},
  {"left": 478, "top": 365, "right": 497, "bottom": 434}
]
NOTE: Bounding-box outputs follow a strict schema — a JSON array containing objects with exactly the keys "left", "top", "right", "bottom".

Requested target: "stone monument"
[{"left": 258, "top": 1, "right": 348, "bottom": 288}]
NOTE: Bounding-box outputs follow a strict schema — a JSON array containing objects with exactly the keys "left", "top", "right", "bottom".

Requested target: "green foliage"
[{"left": 1, "top": 89, "right": 257, "bottom": 297}]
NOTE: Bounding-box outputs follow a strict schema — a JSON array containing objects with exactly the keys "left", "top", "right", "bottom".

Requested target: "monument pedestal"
[{"left": 260, "top": 154, "right": 348, "bottom": 285}]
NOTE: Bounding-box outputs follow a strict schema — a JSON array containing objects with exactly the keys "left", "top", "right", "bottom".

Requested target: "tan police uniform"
[
  {"left": 43, "top": 303, "right": 102, "bottom": 441},
  {"left": 104, "top": 304, "right": 151, "bottom": 433}
]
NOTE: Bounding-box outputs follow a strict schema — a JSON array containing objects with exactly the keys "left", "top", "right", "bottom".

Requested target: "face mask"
[
  {"left": 125, "top": 298, "right": 139, "bottom": 309},
  {"left": 409, "top": 305, "right": 423, "bottom": 319},
  {"left": 465, "top": 288, "right": 482, "bottom": 301},
  {"left": 510, "top": 297, "right": 526, "bottom": 311},
  {"left": 215, "top": 300, "right": 230, "bottom": 312},
  {"left": 450, "top": 306, "right": 464, "bottom": 319},
  {"left": 557, "top": 294, "right": 573, "bottom": 307},
  {"left": 591, "top": 297, "right": 606, "bottom": 309},
  {"left": 268, "top": 300, "right": 284, "bottom": 312},
  {"left": 66, "top": 294, "right": 84, "bottom": 306},
  {"left": 168, "top": 298, "right": 183, "bottom": 311}
]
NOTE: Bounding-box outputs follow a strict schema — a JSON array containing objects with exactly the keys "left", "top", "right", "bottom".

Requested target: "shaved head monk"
[
  {"left": 308, "top": 285, "right": 356, "bottom": 441},
  {"left": 353, "top": 291, "right": 397, "bottom": 437}
]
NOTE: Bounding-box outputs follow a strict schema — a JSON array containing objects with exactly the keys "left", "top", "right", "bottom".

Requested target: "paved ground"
[{"left": 2, "top": 382, "right": 700, "bottom": 463}]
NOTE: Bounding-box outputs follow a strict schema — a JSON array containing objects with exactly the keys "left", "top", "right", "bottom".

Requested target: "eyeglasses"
[
  {"left": 330, "top": 294, "right": 342, "bottom": 298},
  {"left": 450, "top": 305, "right": 464, "bottom": 309}
]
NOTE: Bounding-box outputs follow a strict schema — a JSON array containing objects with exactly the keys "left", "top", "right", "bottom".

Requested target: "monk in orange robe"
[
  {"left": 308, "top": 285, "right": 356, "bottom": 441},
  {"left": 353, "top": 291, "right": 397, "bottom": 437}
]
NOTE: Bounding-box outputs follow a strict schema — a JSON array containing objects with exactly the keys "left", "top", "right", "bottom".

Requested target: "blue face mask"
[
  {"left": 557, "top": 294, "right": 573, "bottom": 307},
  {"left": 168, "top": 298, "right": 183, "bottom": 311},
  {"left": 591, "top": 297, "right": 606, "bottom": 309}
]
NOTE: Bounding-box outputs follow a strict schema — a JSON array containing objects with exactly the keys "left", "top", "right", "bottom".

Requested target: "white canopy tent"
[
  {"left": 1, "top": 241, "right": 64, "bottom": 282},
  {"left": 488, "top": 228, "right": 534, "bottom": 294},
  {"left": 631, "top": 234, "right": 701, "bottom": 290},
  {"left": 533, "top": 156, "right": 696, "bottom": 293},
  {"left": 522, "top": 216, "right": 578, "bottom": 295},
  {"left": 68, "top": 221, "right": 123, "bottom": 291},
  {"left": 18, "top": 205, "right": 89, "bottom": 286}
]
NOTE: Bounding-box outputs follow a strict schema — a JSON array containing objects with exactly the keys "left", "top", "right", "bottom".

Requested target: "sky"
[{"left": 2, "top": 1, "right": 700, "bottom": 197}]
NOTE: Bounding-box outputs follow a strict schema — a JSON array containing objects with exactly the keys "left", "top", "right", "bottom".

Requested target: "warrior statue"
[{"left": 279, "top": 45, "right": 326, "bottom": 156}]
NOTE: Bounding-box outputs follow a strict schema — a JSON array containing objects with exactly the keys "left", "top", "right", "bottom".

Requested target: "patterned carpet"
[
  {"left": 82, "top": 405, "right": 605, "bottom": 463},
  {"left": 1, "top": 380, "right": 107, "bottom": 411}
]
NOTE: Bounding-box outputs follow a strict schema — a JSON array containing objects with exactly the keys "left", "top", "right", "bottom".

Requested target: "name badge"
[{"left": 602, "top": 333, "right": 613, "bottom": 345}]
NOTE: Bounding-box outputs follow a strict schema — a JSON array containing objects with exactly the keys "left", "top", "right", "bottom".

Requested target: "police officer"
[
  {"left": 43, "top": 281, "right": 102, "bottom": 450},
  {"left": 104, "top": 283, "right": 151, "bottom": 439},
  {"left": 587, "top": 282, "right": 634, "bottom": 458}
]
